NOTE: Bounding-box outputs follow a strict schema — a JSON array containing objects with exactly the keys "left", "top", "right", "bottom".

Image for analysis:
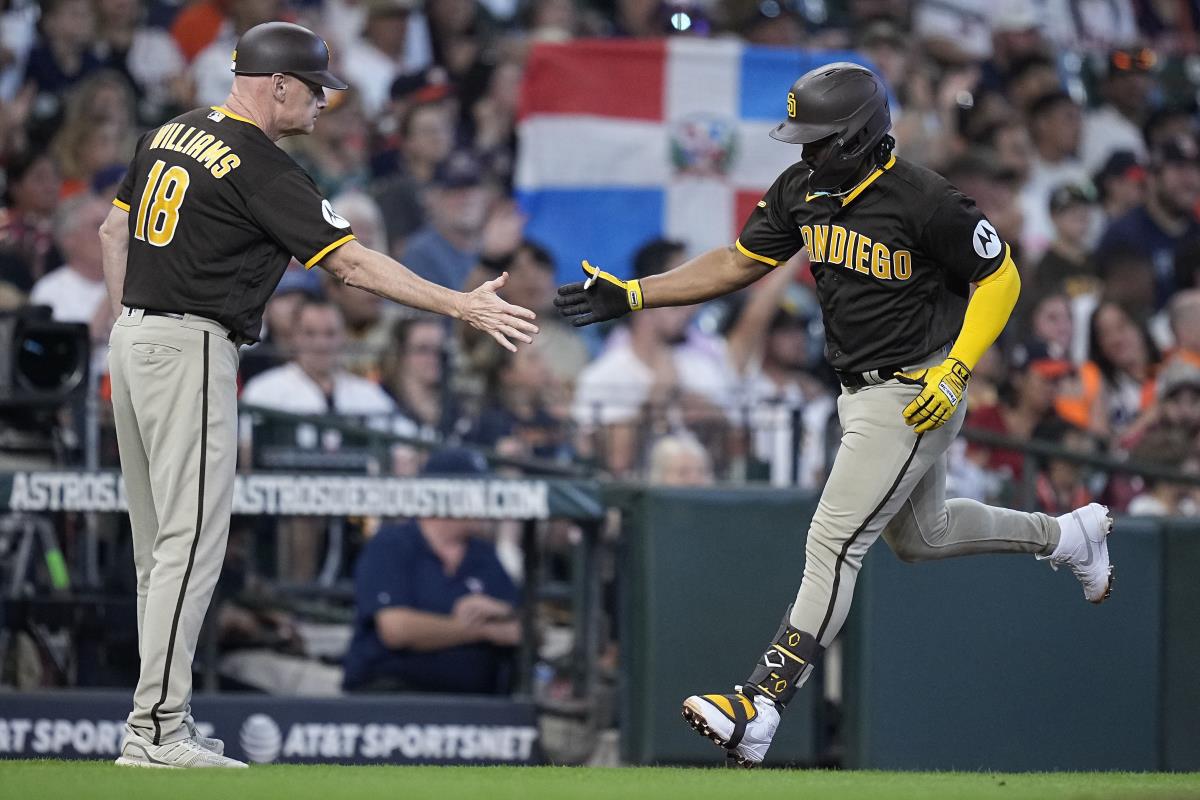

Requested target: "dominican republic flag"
[{"left": 516, "top": 39, "right": 874, "bottom": 283}]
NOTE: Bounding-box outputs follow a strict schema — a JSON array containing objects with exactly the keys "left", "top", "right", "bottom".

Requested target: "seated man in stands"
[{"left": 343, "top": 448, "right": 521, "bottom": 693}]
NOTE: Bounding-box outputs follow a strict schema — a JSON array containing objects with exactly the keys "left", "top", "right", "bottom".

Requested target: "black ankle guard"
[{"left": 742, "top": 609, "right": 824, "bottom": 708}]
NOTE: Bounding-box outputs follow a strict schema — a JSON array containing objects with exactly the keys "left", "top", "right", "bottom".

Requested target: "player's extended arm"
[
  {"left": 322, "top": 240, "right": 538, "bottom": 352},
  {"left": 554, "top": 245, "right": 771, "bottom": 326},
  {"left": 98, "top": 205, "right": 130, "bottom": 318},
  {"left": 374, "top": 607, "right": 486, "bottom": 652},
  {"left": 896, "top": 249, "right": 1021, "bottom": 433}
]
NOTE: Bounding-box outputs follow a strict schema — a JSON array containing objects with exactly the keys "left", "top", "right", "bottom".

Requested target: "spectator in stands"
[
  {"left": 343, "top": 447, "right": 520, "bottom": 693},
  {"left": 1003, "top": 55, "right": 1062, "bottom": 116},
  {"left": 1031, "top": 183, "right": 1100, "bottom": 299},
  {"left": 468, "top": 55, "right": 522, "bottom": 190},
  {"left": 942, "top": 151, "right": 1025, "bottom": 260},
  {"left": 611, "top": 0, "right": 662, "bottom": 36},
  {"left": 1020, "top": 91, "right": 1088, "bottom": 260},
  {"left": 21, "top": 0, "right": 103, "bottom": 134},
  {"left": 51, "top": 72, "right": 137, "bottom": 198},
  {"left": 1097, "top": 135, "right": 1200, "bottom": 310},
  {"left": 469, "top": 339, "right": 570, "bottom": 461},
  {"left": 572, "top": 238, "right": 736, "bottom": 476},
  {"left": 1022, "top": 290, "right": 1075, "bottom": 360},
  {"left": 1166, "top": 290, "right": 1200, "bottom": 369},
  {"left": 322, "top": 192, "right": 395, "bottom": 376},
  {"left": 1126, "top": 426, "right": 1197, "bottom": 516},
  {"left": 727, "top": 257, "right": 835, "bottom": 487},
  {"left": 28, "top": 193, "right": 110, "bottom": 338},
  {"left": 241, "top": 297, "right": 400, "bottom": 580},
  {"left": 379, "top": 315, "right": 466, "bottom": 438},
  {"left": 647, "top": 433, "right": 714, "bottom": 486},
  {"left": 0, "top": 148, "right": 61, "bottom": 290},
  {"left": 1078, "top": 301, "right": 1161, "bottom": 441},
  {"left": 968, "top": 339, "right": 1075, "bottom": 484},
  {"left": 169, "top": 0, "right": 230, "bottom": 63},
  {"left": 341, "top": 0, "right": 424, "bottom": 119},
  {"left": 289, "top": 90, "right": 370, "bottom": 198},
  {"left": 402, "top": 150, "right": 492, "bottom": 290},
  {"left": 238, "top": 267, "right": 322, "bottom": 383},
  {"left": 1032, "top": 416, "right": 1098, "bottom": 515},
  {"left": 1080, "top": 48, "right": 1153, "bottom": 173},
  {"left": 370, "top": 99, "right": 455, "bottom": 255},
  {"left": 190, "top": 0, "right": 281, "bottom": 107},
  {"left": 1092, "top": 151, "right": 1145, "bottom": 225},
  {"left": 93, "top": 0, "right": 188, "bottom": 123}
]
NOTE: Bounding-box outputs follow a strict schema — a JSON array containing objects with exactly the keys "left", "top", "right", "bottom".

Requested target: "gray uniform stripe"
[
  {"left": 148, "top": 331, "right": 210, "bottom": 745},
  {"left": 815, "top": 432, "right": 923, "bottom": 643}
]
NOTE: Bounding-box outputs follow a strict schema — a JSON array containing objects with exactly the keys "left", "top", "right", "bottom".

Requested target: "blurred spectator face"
[
  {"left": 1153, "top": 160, "right": 1200, "bottom": 218},
  {"left": 743, "top": 13, "right": 806, "bottom": 47},
  {"left": 1030, "top": 98, "right": 1082, "bottom": 160},
  {"left": 649, "top": 436, "right": 713, "bottom": 486},
  {"left": 1106, "top": 71, "right": 1151, "bottom": 120},
  {"left": 332, "top": 193, "right": 388, "bottom": 253},
  {"left": 403, "top": 320, "right": 445, "bottom": 386},
  {"left": 501, "top": 343, "right": 552, "bottom": 394},
  {"left": 232, "top": 0, "right": 280, "bottom": 30},
  {"left": 646, "top": 304, "right": 694, "bottom": 345},
  {"left": 1032, "top": 294, "right": 1072, "bottom": 355},
  {"left": 1008, "top": 63, "right": 1059, "bottom": 113},
  {"left": 80, "top": 122, "right": 124, "bottom": 179},
  {"left": 503, "top": 246, "right": 556, "bottom": 314},
  {"left": 488, "top": 61, "right": 523, "bottom": 116},
  {"left": 403, "top": 104, "right": 454, "bottom": 170},
  {"left": 314, "top": 93, "right": 367, "bottom": 153},
  {"left": 430, "top": 184, "right": 490, "bottom": 237},
  {"left": 43, "top": 0, "right": 95, "bottom": 47},
  {"left": 55, "top": 195, "right": 109, "bottom": 274},
  {"left": 428, "top": 0, "right": 476, "bottom": 34},
  {"left": 993, "top": 123, "right": 1034, "bottom": 182},
  {"left": 1099, "top": 170, "right": 1145, "bottom": 219},
  {"left": 293, "top": 303, "right": 346, "bottom": 381},
  {"left": 1051, "top": 202, "right": 1091, "bottom": 246},
  {"left": 859, "top": 26, "right": 908, "bottom": 89},
  {"left": 366, "top": 8, "right": 411, "bottom": 55},
  {"left": 1094, "top": 303, "right": 1147, "bottom": 373},
  {"left": 766, "top": 317, "right": 809, "bottom": 371},
  {"left": 1013, "top": 365, "right": 1060, "bottom": 413},
  {"left": 1163, "top": 386, "right": 1200, "bottom": 429},
  {"left": 1101, "top": 257, "right": 1155, "bottom": 317},
  {"left": 1048, "top": 426, "right": 1093, "bottom": 487},
  {"left": 96, "top": 0, "right": 138, "bottom": 27},
  {"left": 7, "top": 154, "right": 61, "bottom": 215},
  {"left": 264, "top": 290, "right": 307, "bottom": 354},
  {"left": 1170, "top": 290, "right": 1200, "bottom": 350},
  {"left": 532, "top": 0, "right": 577, "bottom": 37},
  {"left": 617, "top": 0, "right": 659, "bottom": 32}
]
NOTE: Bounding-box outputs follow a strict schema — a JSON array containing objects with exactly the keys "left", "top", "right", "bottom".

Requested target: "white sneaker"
[
  {"left": 185, "top": 718, "right": 224, "bottom": 755},
  {"left": 682, "top": 689, "right": 780, "bottom": 767},
  {"left": 1041, "top": 502, "right": 1114, "bottom": 604},
  {"left": 116, "top": 731, "right": 247, "bottom": 768}
]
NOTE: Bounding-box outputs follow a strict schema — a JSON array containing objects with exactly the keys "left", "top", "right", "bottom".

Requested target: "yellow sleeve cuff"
[
  {"left": 304, "top": 234, "right": 356, "bottom": 269},
  {"left": 947, "top": 246, "right": 1020, "bottom": 371},
  {"left": 735, "top": 239, "right": 780, "bottom": 267},
  {"left": 112, "top": 198, "right": 131, "bottom": 212}
]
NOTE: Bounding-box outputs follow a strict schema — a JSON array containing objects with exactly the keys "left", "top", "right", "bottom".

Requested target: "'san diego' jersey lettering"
[
  {"left": 114, "top": 106, "right": 356, "bottom": 343},
  {"left": 736, "top": 156, "right": 1007, "bottom": 372}
]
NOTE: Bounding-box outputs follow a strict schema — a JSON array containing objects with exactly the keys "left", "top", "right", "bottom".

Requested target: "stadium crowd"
[{"left": 2, "top": 0, "right": 1200, "bottom": 519}]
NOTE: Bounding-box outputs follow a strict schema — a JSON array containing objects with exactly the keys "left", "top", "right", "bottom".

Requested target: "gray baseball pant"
[
  {"left": 109, "top": 308, "right": 239, "bottom": 745},
  {"left": 789, "top": 348, "right": 1061, "bottom": 649}
]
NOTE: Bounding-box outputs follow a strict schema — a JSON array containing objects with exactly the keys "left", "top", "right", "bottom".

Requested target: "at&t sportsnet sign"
[{"left": 0, "top": 692, "right": 543, "bottom": 765}]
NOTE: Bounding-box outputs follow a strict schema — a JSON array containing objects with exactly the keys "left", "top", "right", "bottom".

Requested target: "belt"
[
  {"left": 835, "top": 363, "right": 906, "bottom": 390},
  {"left": 129, "top": 307, "right": 250, "bottom": 346},
  {"left": 142, "top": 309, "right": 185, "bottom": 320}
]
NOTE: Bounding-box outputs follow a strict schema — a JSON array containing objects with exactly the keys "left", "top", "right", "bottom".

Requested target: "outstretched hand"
[
  {"left": 460, "top": 272, "right": 538, "bottom": 352},
  {"left": 554, "top": 260, "right": 642, "bottom": 327}
]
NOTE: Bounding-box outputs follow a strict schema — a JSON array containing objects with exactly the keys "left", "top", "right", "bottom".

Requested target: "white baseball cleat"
[
  {"left": 682, "top": 690, "right": 780, "bottom": 767},
  {"left": 116, "top": 731, "right": 247, "bottom": 768},
  {"left": 1041, "top": 502, "right": 1114, "bottom": 604},
  {"left": 185, "top": 718, "right": 224, "bottom": 755}
]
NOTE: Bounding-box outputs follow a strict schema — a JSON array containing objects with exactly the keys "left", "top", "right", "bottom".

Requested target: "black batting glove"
[{"left": 554, "top": 260, "right": 644, "bottom": 327}]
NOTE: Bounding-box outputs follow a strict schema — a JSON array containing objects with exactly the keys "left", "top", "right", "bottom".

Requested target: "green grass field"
[{"left": 3, "top": 761, "right": 1200, "bottom": 800}]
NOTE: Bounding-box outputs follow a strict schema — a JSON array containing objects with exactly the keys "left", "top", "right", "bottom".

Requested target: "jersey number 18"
[{"left": 135, "top": 160, "right": 191, "bottom": 247}]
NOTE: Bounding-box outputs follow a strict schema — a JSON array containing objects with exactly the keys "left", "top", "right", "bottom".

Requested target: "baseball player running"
[
  {"left": 99, "top": 22, "right": 537, "bottom": 768},
  {"left": 555, "top": 63, "right": 1112, "bottom": 767}
]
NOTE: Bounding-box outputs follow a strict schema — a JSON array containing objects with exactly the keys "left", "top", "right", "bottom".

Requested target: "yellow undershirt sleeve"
[{"left": 947, "top": 245, "right": 1021, "bottom": 371}]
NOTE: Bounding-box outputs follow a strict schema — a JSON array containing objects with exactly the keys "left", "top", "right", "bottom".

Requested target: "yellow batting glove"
[
  {"left": 895, "top": 358, "right": 972, "bottom": 434},
  {"left": 553, "top": 260, "right": 644, "bottom": 327}
]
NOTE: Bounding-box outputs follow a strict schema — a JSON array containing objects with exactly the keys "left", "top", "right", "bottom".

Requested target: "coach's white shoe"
[
  {"left": 185, "top": 718, "right": 224, "bottom": 755},
  {"left": 682, "top": 689, "right": 779, "bottom": 767},
  {"left": 1041, "top": 502, "right": 1114, "bottom": 604},
  {"left": 116, "top": 731, "right": 247, "bottom": 768}
]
